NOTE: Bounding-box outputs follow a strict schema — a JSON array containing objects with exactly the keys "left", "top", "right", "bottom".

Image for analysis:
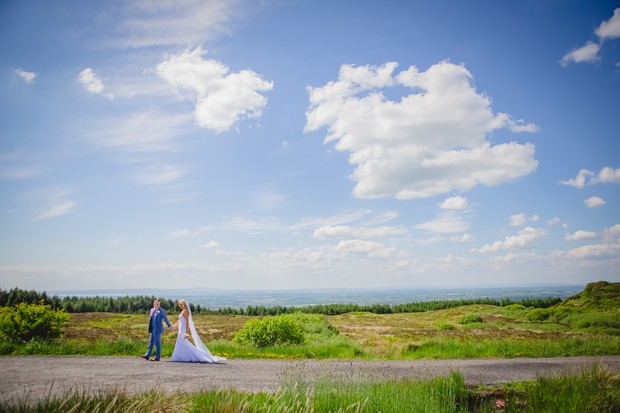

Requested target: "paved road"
[{"left": 2, "top": 355, "right": 619, "bottom": 405}]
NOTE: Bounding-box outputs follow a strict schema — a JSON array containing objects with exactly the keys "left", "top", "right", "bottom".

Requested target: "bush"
[
  {"left": 0, "top": 302, "right": 69, "bottom": 343},
  {"left": 435, "top": 323, "right": 456, "bottom": 331},
  {"left": 234, "top": 315, "right": 305, "bottom": 348},
  {"left": 286, "top": 313, "right": 339, "bottom": 338},
  {"left": 528, "top": 308, "right": 551, "bottom": 322},
  {"left": 457, "top": 314, "right": 483, "bottom": 324}
]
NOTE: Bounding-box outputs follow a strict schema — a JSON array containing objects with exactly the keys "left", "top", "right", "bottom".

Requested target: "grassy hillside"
[{"left": 559, "top": 281, "right": 619, "bottom": 310}]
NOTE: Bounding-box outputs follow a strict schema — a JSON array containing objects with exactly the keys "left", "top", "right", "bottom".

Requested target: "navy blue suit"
[{"left": 144, "top": 307, "right": 171, "bottom": 359}]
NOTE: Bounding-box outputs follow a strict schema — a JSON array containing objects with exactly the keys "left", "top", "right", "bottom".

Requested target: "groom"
[{"left": 142, "top": 299, "right": 171, "bottom": 361}]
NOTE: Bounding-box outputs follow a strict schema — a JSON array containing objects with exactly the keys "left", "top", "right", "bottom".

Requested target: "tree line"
[
  {"left": 235, "top": 296, "right": 561, "bottom": 316},
  {"left": 0, "top": 287, "right": 562, "bottom": 316},
  {"left": 0, "top": 288, "right": 204, "bottom": 314}
]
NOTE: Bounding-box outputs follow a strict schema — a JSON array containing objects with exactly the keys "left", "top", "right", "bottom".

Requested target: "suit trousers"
[{"left": 145, "top": 331, "right": 163, "bottom": 359}]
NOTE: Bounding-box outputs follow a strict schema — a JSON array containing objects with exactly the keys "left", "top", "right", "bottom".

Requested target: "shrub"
[
  {"left": 457, "top": 314, "right": 483, "bottom": 324},
  {"left": 435, "top": 323, "right": 456, "bottom": 331},
  {"left": 528, "top": 308, "right": 551, "bottom": 322},
  {"left": 234, "top": 315, "right": 305, "bottom": 348},
  {"left": 285, "top": 313, "right": 340, "bottom": 338},
  {"left": 504, "top": 304, "right": 526, "bottom": 310},
  {"left": 0, "top": 302, "right": 69, "bottom": 343}
]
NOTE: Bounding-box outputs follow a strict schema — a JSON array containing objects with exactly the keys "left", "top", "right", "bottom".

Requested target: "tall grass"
[
  {"left": 478, "top": 364, "right": 620, "bottom": 413},
  {"left": 278, "top": 372, "right": 469, "bottom": 413},
  {"left": 523, "top": 365, "right": 620, "bottom": 413},
  {"left": 399, "top": 336, "right": 620, "bottom": 359},
  {"left": 2, "top": 390, "right": 191, "bottom": 413}
]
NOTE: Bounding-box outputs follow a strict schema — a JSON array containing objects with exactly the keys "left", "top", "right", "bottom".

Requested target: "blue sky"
[{"left": 1, "top": 0, "right": 619, "bottom": 291}]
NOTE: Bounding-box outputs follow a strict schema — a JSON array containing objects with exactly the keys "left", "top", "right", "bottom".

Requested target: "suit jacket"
[{"left": 148, "top": 307, "right": 171, "bottom": 334}]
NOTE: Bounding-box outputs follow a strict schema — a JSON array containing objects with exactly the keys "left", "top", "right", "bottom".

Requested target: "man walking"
[{"left": 142, "top": 299, "right": 171, "bottom": 361}]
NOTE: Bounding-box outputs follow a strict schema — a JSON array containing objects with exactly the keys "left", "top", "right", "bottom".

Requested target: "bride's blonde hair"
[{"left": 178, "top": 299, "right": 189, "bottom": 310}]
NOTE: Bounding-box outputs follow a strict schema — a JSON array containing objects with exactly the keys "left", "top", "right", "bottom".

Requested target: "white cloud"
[
  {"left": 450, "top": 234, "right": 476, "bottom": 243},
  {"left": 474, "top": 227, "right": 547, "bottom": 253},
  {"left": 561, "top": 166, "right": 620, "bottom": 188},
  {"left": 509, "top": 213, "right": 539, "bottom": 227},
  {"left": 561, "top": 8, "right": 620, "bottom": 66},
  {"left": 491, "top": 252, "right": 541, "bottom": 263},
  {"left": 14, "top": 68, "right": 37, "bottom": 83},
  {"left": 333, "top": 239, "right": 397, "bottom": 259},
  {"left": 416, "top": 211, "right": 470, "bottom": 234},
  {"left": 593, "top": 166, "right": 620, "bottom": 184},
  {"left": 77, "top": 68, "right": 114, "bottom": 100},
  {"left": 200, "top": 240, "right": 220, "bottom": 250},
  {"left": 560, "top": 169, "right": 594, "bottom": 188},
  {"left": 156, "top": 47, "right": 273, "bottom": 133},
  {"left": 584, "top": 196, "right": 606, "bottom": 208},
  {"left": 565, "top": 230, "right": 597, "bottom": 241},
  {"left": 510, "top": 213, "right": 526, "bottom": 227},
  {"left": 313, "top": 225, "right": 407, "bottom": 240},
  {"left": 604, "top": 224, "right": 620, "bottom": 240},
  {"left": 111, "top": 0, "right": 246, "bottom": 49},
  {"left": 567, "top": 243, "right": 620, "bottom": 259},
  {"left": 548, "top": 217, "right": 562, "bottom": 226},
  {"left": 305, "top": 61, "right": 538, "bottom": 199},
  {"left": 595, "top": 8, "right": 620, "bottom": 40},
  {"left": 439, "top": 196, "right": 469, "bottom": 210},
  {"left": 560, "top": 41, "right": 601, "bottom": 66}
]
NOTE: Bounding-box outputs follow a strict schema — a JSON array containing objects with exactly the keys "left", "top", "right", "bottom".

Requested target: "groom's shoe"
[
  {"left": 150, "top": 357, "right": 160, "bottom": 361},
  {"left": 141, "top": 355, "right": 149, "bottom": 360}
]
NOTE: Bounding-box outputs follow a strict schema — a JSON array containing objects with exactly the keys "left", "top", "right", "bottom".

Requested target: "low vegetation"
[
  {"left": 0, "top": 303, "right": 69, "bottom": 343},
  {"left": 0, "top": 281, "right": 618, "bottom": 360}
]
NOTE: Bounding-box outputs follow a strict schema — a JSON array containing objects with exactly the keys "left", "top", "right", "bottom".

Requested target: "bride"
[{"left": 170, "top": 299, "right": 226, "bottom": 363}]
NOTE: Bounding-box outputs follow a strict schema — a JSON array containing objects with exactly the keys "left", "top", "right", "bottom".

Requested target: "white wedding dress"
[{"left": 170, "top": 308, "right": 226, "bottom": 363}]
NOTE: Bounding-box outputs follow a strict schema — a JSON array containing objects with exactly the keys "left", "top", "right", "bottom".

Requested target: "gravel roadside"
[{"left": 2, "top": 355, "right": 619, "bottom": 405}]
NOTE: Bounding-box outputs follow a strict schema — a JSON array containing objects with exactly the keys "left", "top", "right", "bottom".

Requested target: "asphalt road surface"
[{"left": 2, "top": 355, "right": 619, "bottom": 405}]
